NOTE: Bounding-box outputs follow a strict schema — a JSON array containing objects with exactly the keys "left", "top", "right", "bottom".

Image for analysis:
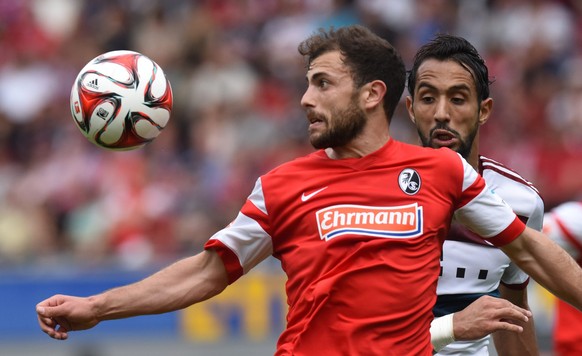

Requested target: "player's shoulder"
[
  {"left": 479, "top": 155, "right": 544, "bottom": 215},
  {"left": 479, "top": 155, "right": 540, "bottom": 194},
  {"left": 259, "top": 150, "right": 327, "bottom": 186}
]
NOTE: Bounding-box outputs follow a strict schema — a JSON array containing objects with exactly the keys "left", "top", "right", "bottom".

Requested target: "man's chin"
[{"left": 309, "top": 136, "right": 326, "bottom": 149}]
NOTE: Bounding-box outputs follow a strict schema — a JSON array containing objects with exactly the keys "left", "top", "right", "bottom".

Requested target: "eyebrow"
[
  {"left": 417, "top": 81, "right": 471, "bottom": 93},
  {"left": 306, "top": 71, "right": 326, "bottom": 83}
]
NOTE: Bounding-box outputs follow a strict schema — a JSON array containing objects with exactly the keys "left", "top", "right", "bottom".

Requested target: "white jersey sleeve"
[
  {"left": 453, "top": 154, "right": 523, "bottom": 245},
  {"left": 479, "top": 156, "right": 545, "bottom": 286},
  {"left": 206, "top": 178, "right": 274, "bottom": 280}
]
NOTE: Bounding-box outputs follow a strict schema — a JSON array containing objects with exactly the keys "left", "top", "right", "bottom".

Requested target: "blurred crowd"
[{"left": 0, "top": 0, "right": 581, "bottom": 268}]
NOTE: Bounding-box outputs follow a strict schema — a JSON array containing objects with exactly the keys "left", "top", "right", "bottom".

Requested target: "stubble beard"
[
  {"left": 417, "top": 121, "right": 479, "bottom": 160},
  {"left": 309, "top": 98, "right": 367, "bottom": 150}
]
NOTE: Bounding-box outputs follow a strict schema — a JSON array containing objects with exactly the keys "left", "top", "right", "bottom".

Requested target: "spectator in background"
[{"left": 543, "top": 201, "right": 582, "bottom": 356}]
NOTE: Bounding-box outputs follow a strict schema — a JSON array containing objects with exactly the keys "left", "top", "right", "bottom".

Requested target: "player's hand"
[
  {"left": 453, "top": 295, "right": 532, "bottom": 340},
  {"left": 36, "top": 295, "right": 100, "bottom": 340}
]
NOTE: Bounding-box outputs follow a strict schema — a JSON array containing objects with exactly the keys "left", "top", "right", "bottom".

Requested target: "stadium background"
[{"left": 1, "top": 0, "right": 581, "bottom": 354}]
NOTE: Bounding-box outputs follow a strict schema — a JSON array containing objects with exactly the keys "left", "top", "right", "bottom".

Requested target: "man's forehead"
[
  {"left": 416, "top": 59, "right": 475, "bottom": 89},
  {"left": 307, "top": 51, "right": 347, "bottom": 76}
]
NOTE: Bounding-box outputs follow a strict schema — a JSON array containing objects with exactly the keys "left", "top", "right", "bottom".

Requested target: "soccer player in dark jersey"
[
  {"left": 406, "top": 34, "right": 542, "bottom": 355},
  {"left": 37, "top": 25, "right": 582, "bottom": 355}
]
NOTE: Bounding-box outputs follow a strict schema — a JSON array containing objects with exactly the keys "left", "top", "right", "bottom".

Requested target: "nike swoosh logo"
[{"left": 301, "top": 186, "right": 328, "bottom": 202}]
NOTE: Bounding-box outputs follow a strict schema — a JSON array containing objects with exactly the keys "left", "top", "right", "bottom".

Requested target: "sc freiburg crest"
[{"left": 398, "top": 168, "right": 421, "bottom": 195}]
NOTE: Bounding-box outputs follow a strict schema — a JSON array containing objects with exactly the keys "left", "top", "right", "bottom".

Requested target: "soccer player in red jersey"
[
  {"left": 406, "top": 34, "right": 541, "bottom": 355},
  {"left": 36, "top": 26, "right": 582, "bottom": 355},
  {"left": 543, "top": 201, "right": 582, "bottom": 356}
]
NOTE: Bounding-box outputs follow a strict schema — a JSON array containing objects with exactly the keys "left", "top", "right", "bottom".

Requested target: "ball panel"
[
  {"left": 149, "top": 69, "right": 169, "bottom": 99},
  {"left": 93, "top": 101, "right": 125, "bottom": 145},
  {"left": 134, "top": 117, "right": 163, "bottom": 140}
]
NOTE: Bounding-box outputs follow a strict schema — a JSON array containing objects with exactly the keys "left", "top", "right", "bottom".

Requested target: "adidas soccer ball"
[{"left": 70, "top": 50, "right": 173, "bottom": 150}]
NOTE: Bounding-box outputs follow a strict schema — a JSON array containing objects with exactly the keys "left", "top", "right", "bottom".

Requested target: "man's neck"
[
  {"left": 466, "top": 148, "right": 480, "bottom": 171},
  {"left": 325, "top": 135, "right": 391, "bottom": 159}
]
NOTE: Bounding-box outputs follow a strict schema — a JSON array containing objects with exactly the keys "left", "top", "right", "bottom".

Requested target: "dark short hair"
[
  {"left": 298, "top": 25, "right": 406, "bottom": 122},
  {"left": 407, "top": 34, "right": 492, "bottom": 102}
]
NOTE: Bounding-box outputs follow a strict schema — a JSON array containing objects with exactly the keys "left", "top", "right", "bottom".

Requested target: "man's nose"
[
  {"left": 301, "top": 86, "right": 315, "bottom": 108},
  {"left": 434, "top": 100, "right": 450, "bottom": 122}
]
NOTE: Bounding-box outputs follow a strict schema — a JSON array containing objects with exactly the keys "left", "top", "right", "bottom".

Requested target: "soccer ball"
[{"left": 70, "top": 50, "right": 173, "bottom": 150}]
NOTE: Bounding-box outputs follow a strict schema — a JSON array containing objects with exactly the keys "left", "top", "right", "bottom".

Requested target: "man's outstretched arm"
[{"left": 36, "top": 250, "right": 229, "bottom": 340}]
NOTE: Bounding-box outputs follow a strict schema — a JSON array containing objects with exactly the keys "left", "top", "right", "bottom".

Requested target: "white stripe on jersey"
[
  {"left": 459, "top": 153, "right": 480, "bottom": 192},
  {"left": 209, "top": 211, "right": 273, "bottom": 274},
  {"left": 248, "top": 178, "right": 268, "bottom": 215}
]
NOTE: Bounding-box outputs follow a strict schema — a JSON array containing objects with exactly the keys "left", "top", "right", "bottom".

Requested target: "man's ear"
[
  {"left": 362, "top": 80, "right": 387, "bottom": 110},
  {"left": 405, "top": 96, "right": 416, "bottom": 124},
  {"left": 479, "top": 97, "right": 493, "bottom": 125}
]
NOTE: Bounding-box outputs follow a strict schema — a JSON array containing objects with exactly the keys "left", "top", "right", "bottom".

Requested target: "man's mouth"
[
  {"left": 430, "top": 129, "right": 458, "bottom": 147},
  {"left": 307, "top": 113, "right": 325, "bottom": 129}
]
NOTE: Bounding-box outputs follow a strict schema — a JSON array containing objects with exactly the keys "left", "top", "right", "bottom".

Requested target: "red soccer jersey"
[
  {"left": 205, "top": 139, "right": 525, "bottom": 356},
  {"left": 544, "top": 201, "right": 582, "bottom": 356}
]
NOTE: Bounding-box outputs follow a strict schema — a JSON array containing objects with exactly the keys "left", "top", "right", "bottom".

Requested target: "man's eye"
[
  {"left": 318, "top": 80, "right": 329, "bottom": 88},
  {"left": 420, "top": 96, "right": 434, "bottom": 103}
]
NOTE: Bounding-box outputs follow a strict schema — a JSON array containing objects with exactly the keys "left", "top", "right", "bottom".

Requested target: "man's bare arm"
[
  {"left": 37, "top": 250, "right": 229, "bottom": 340},
  {"left": 501, "top": 226, "right": 582, "bottom": 311}
]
